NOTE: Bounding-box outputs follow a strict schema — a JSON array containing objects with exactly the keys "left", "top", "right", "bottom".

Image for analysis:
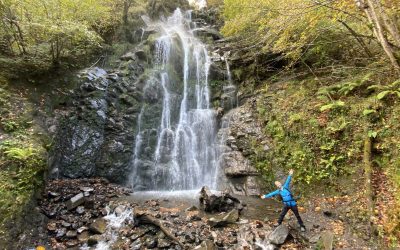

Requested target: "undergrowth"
[
  {"left": 0, "top": 79, "right": 47, "bottom": 240},
  {"left": 254, "top": 65, "right": 400, "bottom": 246}
]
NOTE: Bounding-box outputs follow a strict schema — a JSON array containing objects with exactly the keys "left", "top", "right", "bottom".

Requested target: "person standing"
[{"left": 261, "top": 169, "right": 306, "bottom": 232}]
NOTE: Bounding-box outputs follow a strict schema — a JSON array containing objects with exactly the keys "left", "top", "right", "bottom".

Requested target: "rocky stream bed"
[{"left": 8, "top": 178, "right": 372, "bottom": 250}]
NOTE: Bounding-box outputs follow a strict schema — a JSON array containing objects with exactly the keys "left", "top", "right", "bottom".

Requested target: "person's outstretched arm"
[
  {"left": 260, "top": 190, "right": 279, "bottom": 199},
  {"left": 283, "top": 169, "right": 294, "bottom": 189}
]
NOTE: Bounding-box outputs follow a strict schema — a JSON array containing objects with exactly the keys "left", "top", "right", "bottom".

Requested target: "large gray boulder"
[
  {"left": 268, "top": 225, "right": 289, "bottom": 245},
  {"left": 89, "top": 218, "right": 107, "bottom": 234},
  {"left": 207, "top": 209, "right": 239, "bottom": 227},
  {"left": 66, "top": 193, "right": 85, "bottom": 210},
  {"left": 199, "top": 186, "right": 243, "bottom": 213}
]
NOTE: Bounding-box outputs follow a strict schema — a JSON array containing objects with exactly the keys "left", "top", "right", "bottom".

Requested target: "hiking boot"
[
  {"left": 273, "top": 223, "right": 280, "bottom": 227},
  {"left": 300, "top": 226, "right": 306, "bottom": 232}
]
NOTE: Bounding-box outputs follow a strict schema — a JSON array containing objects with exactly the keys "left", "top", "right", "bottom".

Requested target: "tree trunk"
[
  {"left": 123, "top": 0, "right": 130, "bottom": 25},
  {"left": 363, "top": 136, "right": 375, "bottom": 237},
  {"left": 10, "top": 20, "right": 26, "bottom": 54},
  {"left": 356, "top": 0, "right": 400, "bottom": 71},
  {"left": 371, "top": 0, "right": 400, "bottom": 47}
]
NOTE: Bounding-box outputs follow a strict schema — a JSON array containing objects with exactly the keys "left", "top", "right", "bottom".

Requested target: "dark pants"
[{"left": 278, "top": 205, "right": 304, "bottom": 227}]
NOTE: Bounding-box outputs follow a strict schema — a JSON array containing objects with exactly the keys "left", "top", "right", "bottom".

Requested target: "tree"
[
  {"left": 0, "top": 0, "right": 120, "bottom": 65},
  {"left": 222, "top": 0, "right": 400, "bottom": 71},
  {"left": 355, "top": 0, "right": 400, "bottom": 70}
]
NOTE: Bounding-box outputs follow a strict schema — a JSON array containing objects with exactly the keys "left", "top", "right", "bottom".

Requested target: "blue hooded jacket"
[{"left": 263, "top": 175, "right": 296, "bottom": 207}]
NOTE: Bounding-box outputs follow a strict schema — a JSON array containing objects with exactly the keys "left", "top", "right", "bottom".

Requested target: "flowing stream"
[{"left": 129, "top": 9, "right": 219, "bottom": 191}]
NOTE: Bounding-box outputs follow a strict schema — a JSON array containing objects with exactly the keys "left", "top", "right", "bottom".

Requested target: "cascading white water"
[
  {"left": 129, "top": 9, "right": 218, "bottom": 191},
  {"left": 222, "top": 58, "right": 238, "bottom": 109}
]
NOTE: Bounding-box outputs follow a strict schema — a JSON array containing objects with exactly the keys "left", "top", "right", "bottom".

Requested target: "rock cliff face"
[
  {"left": 50, "top": 2, "right": 270, "bottom": 195},
  {"left": 50, "top": 54, "right": 146, "bottom": 183},
  {"left": 216, "top": 98, "right": 270, "bottom": 195}
]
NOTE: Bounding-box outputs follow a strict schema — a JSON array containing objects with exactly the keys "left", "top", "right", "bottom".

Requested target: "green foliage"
[
  {"left": 368, "top": 130, "right": 378, "bottom": 139},
  {"left": 0, "top": 0, "right": 122, "bottom": 68},
  {"left": 222, "top": 0, "right": 377, "bottom": 66},
  {"left": 320, "top": 100, "right": 345, "bottom": 112},
  {"left": 0, "top": 86, "right": 47, "bottom": 238},
  {"left": 4, "top": 147, "right": 38, "bottom": 161},
  {"left": 317, "top": 73, "right": 373, "bottom": 101},
  {"left": 1, "top": 120, "right": 18, "bottom": 132},
  {"left": 363, "top": 109, "right": 376, "bottom": 116},
  {"left": 368, "top": 79, "right": 400, "bottom": 100},
  {"left": 254, "top": 68, "right": 400, "bottom": 245}
]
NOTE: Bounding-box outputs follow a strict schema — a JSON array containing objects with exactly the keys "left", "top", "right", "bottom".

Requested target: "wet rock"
[
  {"left": 199, "top": 186, "right": 242, "bottom": 213},
  {"left": 48, "top": 191, "right": 60, "bottom": 198},
  {"left": 89, "top": 218, "right": 107, "bottom": 234},
  {"left": 193, "top": 27, "right": 223, "bottom": 40},
  {"left": 222, "top": 152, "right": 258, "bottom": 177},
  {"left": 135, "top": 50, "right": 147, "bottom": 61},
  {"left": 88, "top": 234, "right": 103, "bottom": 246},
  {"left": 66, "top": 230, "right": 77, "bottom": 238},
  {"left": 130, "top": 241, "right": 142, "bottom": 250},
  {"left": 208, "top": 209, "right": 239, "bottom": 227},
  {"left": 77, "top": 231, "right": 90, "bottom": 243},
  {"left": 61, "top": 221, "right": 71, "bottom": 228},
  {"left": 268, "top": 225, "right": 289, "bottom": 245},
  {"left": 114, "top": 205, "right": 126, "bottom": 216},
  {"left": 130, "top": 228, "right": 149, "bottom": 241},
  {"left": 76, "top": 206, "right": 85, "bottom": 214},
  {"left": 66, "top": 193, "right": 85, "bottom": 210},
  {"left": 56, "top": 228, "right": 67, "bottom": 238},
  {"left": 66, "top": 240, "right": 79, "bottom": 247},
  {"left": 121, "top": 52, "right": 137, "bottom": 61}
]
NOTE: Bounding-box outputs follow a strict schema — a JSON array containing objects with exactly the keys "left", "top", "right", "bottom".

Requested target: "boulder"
[
  {"left": 77, "top": 231, "right": 90, "bottom": 243},
  {"left": 199, "top": 186, "right": 242, "bottom": 213},
  {"left": 193, "top": 27, "right": 223, "bottom": 40},
  {"left": 135, "top": 50, "right": 147, "bottom": 61},
  {"left": 121, "top": 52, "right": 137, "bottom": 61},
  {"left": 88, "top": 234, "right": 103, "bottom": 246},
  {"left": 66, "top": 230, "right": 77, "bottom": 238},
  {"left": 207, "top": 209, "right": 239, "bottom": 227},
  {"left": 222, "top": 152, "right": 258, "bottom": 177},
  {"left": 89, "top": 218, "right": 107, "bottom": 234},
  {"left": 268, "top": 225, "right": 289, "bottom": 245},
  {"left": 66, "top": 192, "right": 85, "bottom": 210}
]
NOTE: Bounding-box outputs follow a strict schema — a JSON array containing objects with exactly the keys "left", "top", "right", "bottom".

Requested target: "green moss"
[{"left": 0, "top": 83, "right": 47, "bottom": 239}]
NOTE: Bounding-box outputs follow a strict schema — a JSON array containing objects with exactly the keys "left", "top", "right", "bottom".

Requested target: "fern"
[
  {"left": 4, "top": 147, "right": 37, "bottom": 161},
  {"left": 368, "top": 79, "right": 400, "bottom": 100},
  {"left": 320, "top": 100, "right": 345, "bottom": 112}
]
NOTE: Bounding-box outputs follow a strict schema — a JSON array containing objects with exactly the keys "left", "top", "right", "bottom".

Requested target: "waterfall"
[
  {"left": 129, "top": 9, "right": 218, "bottom": 191},
  {"left": 188, "top": 0, "right": 207, "bottom": 9},
  {"left": 222, "top": 58, "right": 238, "bottom": 110}
]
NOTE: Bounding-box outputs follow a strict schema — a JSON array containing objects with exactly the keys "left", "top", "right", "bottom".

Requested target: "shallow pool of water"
[{"left": 119, "top": 189, "right": 282, "bottom": 221}]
